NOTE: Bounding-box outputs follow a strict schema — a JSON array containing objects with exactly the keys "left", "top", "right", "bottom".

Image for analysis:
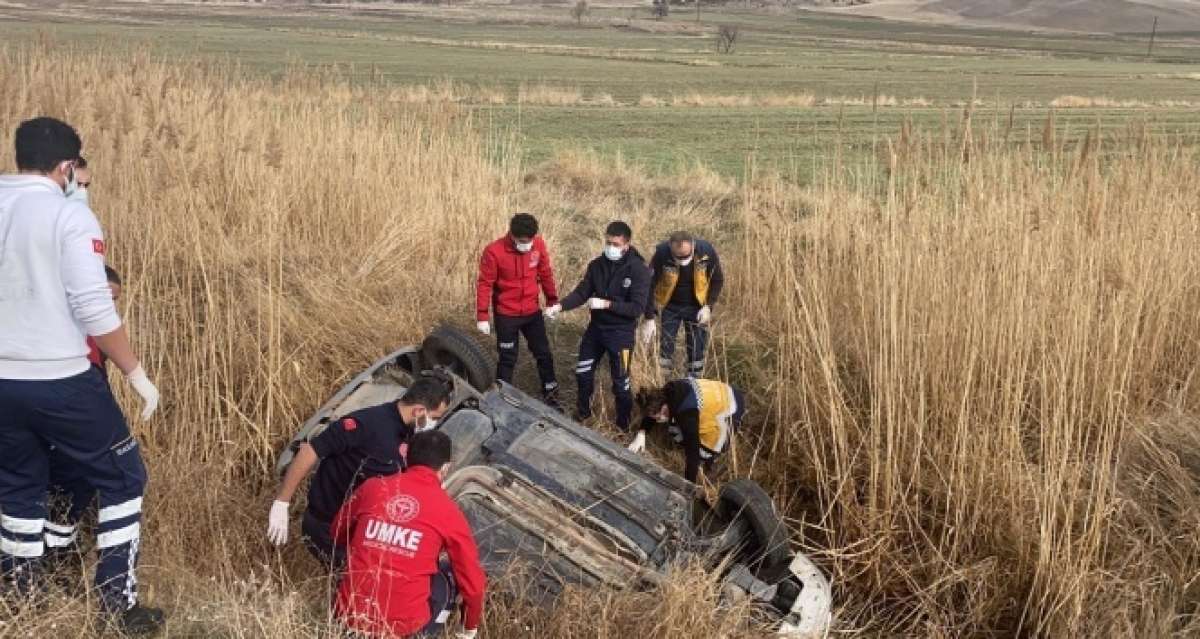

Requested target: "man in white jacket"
[{"left": 0, "top": 117, "right": 162, "bottom": 634}]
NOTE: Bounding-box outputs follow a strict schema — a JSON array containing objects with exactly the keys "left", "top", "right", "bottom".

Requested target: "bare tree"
[
  {"left": 652, "top": 0, "right": 669, "bottom": 20},
  {"left": 716, "top": 24, "right": 739, "bottom": 54},
  {"left": 571, "top": 0, "right": 589, "bottom": 24}
]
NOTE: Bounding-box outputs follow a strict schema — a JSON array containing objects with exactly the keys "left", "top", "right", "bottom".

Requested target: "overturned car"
[{"left": 277, "top": 326, "right": 832, "bottom": 636}]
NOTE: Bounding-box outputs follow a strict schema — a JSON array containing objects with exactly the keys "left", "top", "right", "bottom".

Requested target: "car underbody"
[{"left": 277, "top": 326, "right": 832, "bottom": 636}]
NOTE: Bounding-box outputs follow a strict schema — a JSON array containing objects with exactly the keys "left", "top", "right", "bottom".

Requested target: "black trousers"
[
  {"left": 0, "top": 367, "right": 147, "bottom": 612},
  {"left": 495, "top": 312, "right": 558, "bottom": 395},
  {"left": 301, "top": 510, "right": 346, "bottom": 573}
]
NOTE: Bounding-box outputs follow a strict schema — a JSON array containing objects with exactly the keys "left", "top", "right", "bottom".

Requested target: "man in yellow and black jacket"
[
  {"left": 628, "top": 378, "right": 746, "bottom": 483},
  {"left": 640, "top": 231, "right": 724, "bottom": 377}
]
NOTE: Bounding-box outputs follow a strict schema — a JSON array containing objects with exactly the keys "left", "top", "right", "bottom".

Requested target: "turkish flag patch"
[
  {"left": 92, "top": 239, "right": 105, "bottom": 255},
  {"left": 341, "top": 417, "right": 358, "bottom": 432}
]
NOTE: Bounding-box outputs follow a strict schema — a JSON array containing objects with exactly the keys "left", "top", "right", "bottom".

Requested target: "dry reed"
[{"left": 1, "top": 41, "right": 1198, "bottom": 638}]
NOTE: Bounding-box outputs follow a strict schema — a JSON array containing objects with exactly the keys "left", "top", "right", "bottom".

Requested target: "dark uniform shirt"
[
  {"left": 307, "top": 402, "right": 413, "bottom": 523},
  {"left": 667, "top": 260, "right": 697, "bottom": 309}
]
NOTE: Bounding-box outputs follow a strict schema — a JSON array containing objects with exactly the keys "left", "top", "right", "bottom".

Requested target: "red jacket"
[
  {"left": 86, "top": 336, "right": 107, "bottom": 370},
  {"left": 476, "top": 235, "right": 558, "bottom": 321},
  {"left": 332, "top": 466, "right": 486, "bottom": 638}
]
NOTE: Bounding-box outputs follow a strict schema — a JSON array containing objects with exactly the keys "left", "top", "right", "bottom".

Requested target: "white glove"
[
  {"left": 589, "top": 297, "right": 611, "bottom": 310},
  {"left": 544, "top": 304, "right": 562, "bottom": 319},
  {"left": 476, "top": 321, "right": 491, "bottom": 335},
  {"left": 627, "top": 431, "right": 646, "bottom": 454},
  {"left": 697, "top": 305, "right": 712, "bottom": 325},
  {"left": 639, "top": 319, "right": 657, "bottom": 346},
  {"left": 267, "top": 500, "right": 290, "bottom": 546},
  {"left": 455, "top": 630, "right": 478, "bottom": 639},
  {"left": 125, "top": 365, "right": 160, "bottom": 421}
]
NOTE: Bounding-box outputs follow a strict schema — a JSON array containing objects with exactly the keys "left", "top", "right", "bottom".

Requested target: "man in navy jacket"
[{"left": 545, "top": 221, "right": 650, "bottom": 431}]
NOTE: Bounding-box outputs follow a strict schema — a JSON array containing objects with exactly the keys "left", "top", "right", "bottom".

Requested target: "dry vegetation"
[{"left": 2, "top": 40, "right": 1199, "bottom": 637}]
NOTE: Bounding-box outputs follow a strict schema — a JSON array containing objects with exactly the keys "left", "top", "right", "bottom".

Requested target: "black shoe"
[{"left": 110, "top": 604, "right": 165, "bottom": 636}]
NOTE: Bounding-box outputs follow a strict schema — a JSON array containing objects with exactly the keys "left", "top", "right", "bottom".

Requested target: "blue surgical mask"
[
  {"left": 67, "top": 186, "right": 89, "bottom": 205},
  {"left": 63, "top": 166, "right": 78, "bottom": 199},
  {"left": 604, "top": 245, "right": 624, "bottom": 261}
]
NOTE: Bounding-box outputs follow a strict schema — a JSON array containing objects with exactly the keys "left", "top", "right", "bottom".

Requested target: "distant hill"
[{"left": 813, "top": 0, "right": 1200, "bottom": 34}]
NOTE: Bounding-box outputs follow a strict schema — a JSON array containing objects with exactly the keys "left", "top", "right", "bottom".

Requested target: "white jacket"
[{"left": 0, "top": 175, "right": 121, "bottom": 380}]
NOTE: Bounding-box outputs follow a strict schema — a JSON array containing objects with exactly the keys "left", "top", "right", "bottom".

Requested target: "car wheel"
[
  {"left": 717, "top": 479, "right": 793, "bottom": 584},
  {"left": 420, "top": 324, "right": 497, "bottom": 392}
]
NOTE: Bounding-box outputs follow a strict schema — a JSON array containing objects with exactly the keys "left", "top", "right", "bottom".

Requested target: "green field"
[{"left": 3, "top": 0, "right": 1199, "bottom": 177}]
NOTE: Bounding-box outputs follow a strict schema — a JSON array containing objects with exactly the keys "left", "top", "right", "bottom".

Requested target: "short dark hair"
[
  {"left": 407, "top": 430, "right": 453, "bottom": 470},
  {"left": 635, "top": 386, "right": 668, "bottom": 415},
  {"left": 75, "top": 156, "right": 88, "bottom": 170},
  {"left": 104, "top": 265, "right": 121, "bottom": 285},
  {"left": 605, "top": 221, "right": 632, "bottom": 241},
  {"left": 509, "top": 213, "right": 539, "bottom": 238},
  {"left": 400, "top": 372, "right": 452, "bottom": 410},
  {"left": 668, "top": 231, "right": 694, "bottom": 246},
  {"left": 15, "top": 117, "right": 82, "bottom": 172}
]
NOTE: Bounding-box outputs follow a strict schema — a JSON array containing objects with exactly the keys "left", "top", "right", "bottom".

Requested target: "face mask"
[
  {"left": 62, "top": 165, "right": 78, "bottom": 198},
  {"left": 674, "top": 254, "right": 693, "bottom": 266},
  {"left": 515, "top": 241, "right": 534, "bottom": 253},
  {"left": 604, "top": 245, "right": 625, "bottom": 261},
  {"left": 416, "top": 412, "right": 439, "bottom": 433}
]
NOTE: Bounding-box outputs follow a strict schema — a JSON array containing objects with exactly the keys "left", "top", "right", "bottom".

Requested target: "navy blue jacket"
[{"left": 561, "top": 247, "right": 651, "bottom": 331}]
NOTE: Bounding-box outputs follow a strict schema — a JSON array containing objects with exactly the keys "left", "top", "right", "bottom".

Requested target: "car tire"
[
  {"left": 717, "top": 478, "right": 793, "bottom": 584},
  {"left": 420, "top": 324, "right": 496, "bottom": 392}
]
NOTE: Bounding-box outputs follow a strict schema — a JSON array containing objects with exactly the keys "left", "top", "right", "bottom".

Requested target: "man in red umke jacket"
[
  {"left": 476, "top": 212, "right": 560, "bottom": 407},
  {"left": 332, "top": 430, "right": 486, "bottom": 639}
]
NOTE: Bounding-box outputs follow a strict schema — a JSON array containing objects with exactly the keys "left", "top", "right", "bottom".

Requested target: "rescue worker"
[
  {"left": 332, "top": 430, "right": 485, "bottom": 639},
  {"left": 267, "top": 372, "right": 453, "bottom": 570},
  {"left": 0, "top": 118, "right": 162, "bottom": 633},
  {"left": 640, "top": 231, "right": 724, "bottom": 378},
  {"left": 544, "top": 221, "right": 650, "bottom": 431},
  {"left": 45, "top": 264, "right": 123, "bottom": 572},
  {"left": 628, "top": 378, "right": 746, "bottom": 483},
  {"left": 476, "top": 213, "right": 560, "bottom": 407}
]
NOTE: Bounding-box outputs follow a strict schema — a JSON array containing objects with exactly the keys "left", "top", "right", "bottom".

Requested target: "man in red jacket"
[
  {"left": 332, "top": 430, "right": 486, "bottom": 639},
  {"left": 476, "top": 212, "right": 560, "bottom": 407}
]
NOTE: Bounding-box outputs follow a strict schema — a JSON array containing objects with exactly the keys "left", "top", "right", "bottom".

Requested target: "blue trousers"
[
  {"left": 575, "top": 324, "right": 635, "bottom": 430},
  {"left": 413, "top": 559, "right": 459, "bottom": 638},
  {"left": 0, "top": 367, "right": 147, "bottom": 611},
  {"left": 660, "top": 304, "right": 708, "bottom": 377}
]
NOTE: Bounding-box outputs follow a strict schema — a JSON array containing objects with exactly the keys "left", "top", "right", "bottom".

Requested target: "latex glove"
[
  {"left": 125, "top": 365, "right": 160, "bottom": 420},
  {"left": 627, "top": 431, "right": 646, "bottom": 454},
  {"left": 588, "top": 298, "right": 611, "bottom": 310},
  {"left": 639, "top": 319, "right": 657, "bottom": 346},
  {"left": 697, "top": 305, "right": 712, "bottom": 325},
  {"left": 267, "top": 500, "right": 290, "bottom": 546},
  {"left": 476, "top": 320, "right": 491, "bottom": 335},
  {"left": 544, "top": 304, "right": 562, "bottom": 320},
  {"left": 455, "top": 630, "right": 478, "bottom": 639}
]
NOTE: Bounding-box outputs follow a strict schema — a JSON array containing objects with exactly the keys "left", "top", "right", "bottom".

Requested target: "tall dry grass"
[{"left": 2, "top": 41, "right": 1199, "bottom": 638}]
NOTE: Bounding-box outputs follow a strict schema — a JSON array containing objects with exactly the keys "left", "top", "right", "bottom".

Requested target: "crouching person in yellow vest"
[
  {"left": 640, "top": 232, "right": 724, "bottom": 378},
  {"left": 628, "top": 379, "right": 746, "bottom": 483}
]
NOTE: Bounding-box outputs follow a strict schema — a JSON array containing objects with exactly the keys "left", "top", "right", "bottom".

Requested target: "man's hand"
[
  {"left": 267, "top": 500, "right": 290, "bottom": 546},
  {"left": 588, "top": 298, "right": 611, "bottom": 310},
  {"left": 639, "top": 319, "right": 657, "bottom": 346},
  {"left": 455, "top": 630, "right": 478, "bottom": 639},
  {"left": 544, "top": 304, "right": 562, "bottom": 320},
  {"left": 125, "top": 365, "right": 160, "bottom": 420},
  {"left": 697, "top": 305, "right": 712, "bottom": 325},
  {"left": 627, "top": 431, "right": 646, "bottom": 454},
  {"left": 476, "top": 321, "right": 491, "bottom": 335}
]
